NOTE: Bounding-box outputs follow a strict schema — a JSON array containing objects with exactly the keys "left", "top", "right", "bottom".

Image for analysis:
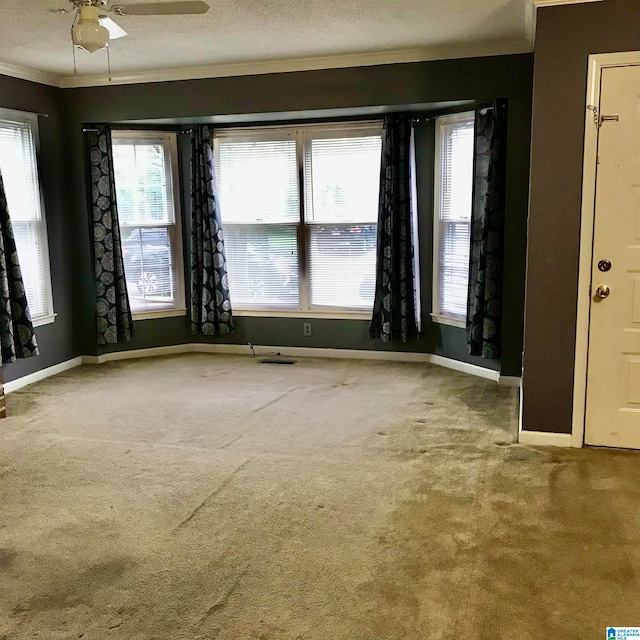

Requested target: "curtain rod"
[
  {"left": 0, "top": 109, "right": 49, "bottom": 119},
  {"left": 412, "top": 104, "right": 494, "bottom": 124},
  {"left": 81, "top": 126, "right": 190, "bottom": 133},
  {"left": 86, "top": 108, "right": 496, "bottom": 133}
]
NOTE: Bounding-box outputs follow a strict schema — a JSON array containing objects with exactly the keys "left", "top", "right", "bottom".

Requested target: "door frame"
[{"left": 573, "top": 51, "right": 640, "bottom": 447}]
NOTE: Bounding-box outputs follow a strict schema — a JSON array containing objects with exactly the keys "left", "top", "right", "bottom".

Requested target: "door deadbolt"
[
  {"left": 598, "top": 259, "right": 612, "bottom": 272},
  {"left": 595, "top": 284, "right": 610, "bottom": 299}
]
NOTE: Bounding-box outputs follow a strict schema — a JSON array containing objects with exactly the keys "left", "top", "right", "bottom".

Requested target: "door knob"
[{"left": 595, "top": 284, "right": 610, "bottom": 299}]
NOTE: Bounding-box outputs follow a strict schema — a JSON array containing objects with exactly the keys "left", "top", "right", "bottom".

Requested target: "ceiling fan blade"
[
  {"left": 111, "top": 1, "right": 210, "bottom": 16},
  {"left": 99, "top": 16, "right": 128, "bottom": 39}
]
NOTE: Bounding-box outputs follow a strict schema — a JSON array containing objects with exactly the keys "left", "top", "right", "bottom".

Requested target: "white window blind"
[
  {"left": 304, "top": 131, "right": 381, "bottom": 309},
  {"left": 215, "top": 124, "right": 383, "bottom": 313},
  {"left": 112, "top": 133, "right": 184, "bottom": 316},
  {"left": 0, "top": 114, "right": 53, "bottom": 323},
  {"left": 216, "top": 135, "right": 300, "bottom": 308},
  {"left": 434, "top": 113, "right": 475, "bottom": 322}
]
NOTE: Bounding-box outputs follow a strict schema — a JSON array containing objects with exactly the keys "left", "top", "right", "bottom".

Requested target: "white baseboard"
[
  {"left": 202, "top": 346, "right": 519, "bottom": 384},
  {"left": 499, "top": 376, "right": 521, "bottom": 387},
  {"left": 4, "top": 344, "right": 518, "bottom": 392},
  {"left": 428, "top": 353, "right": 500, "bottom": 382},
  {"left": 518, "top": 430, "right": 573, "bottom": 447},
  {"left": 82, "top": 344, "right": 192, "bottom": 365},
  {"left": 197, "top": 342, "right": 438, "bottom": 362},
  {"left": 4, "top": 356, "right": 84, "bottom": 393}
]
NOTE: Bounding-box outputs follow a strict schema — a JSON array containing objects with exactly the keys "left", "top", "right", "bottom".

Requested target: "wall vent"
[{"left": 258, "top": 358, "right": 297, "bottom": 365}]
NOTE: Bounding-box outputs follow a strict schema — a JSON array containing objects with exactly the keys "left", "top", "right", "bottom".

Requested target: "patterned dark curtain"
[
  {"left": 190, "top": 125, "right": 234, "bottom": 336},
  {"left": 467, "top": 99, "right": 508, "bottom": 359},
  {"left": 0, "top": 170, "right": 39, "bottom": 364},
  {"left": 369, "top": 115, "right": 419, "bottom": 343},
  {"left": 86, "top": 125, "right": 134, "bottom": 345}
]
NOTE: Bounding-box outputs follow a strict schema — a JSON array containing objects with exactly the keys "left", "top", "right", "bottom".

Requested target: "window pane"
[
  {"left": 305, "top": 130, "right": 382, "bottom": 310},
  {"left": 439, "top": 220, "right": 470, "bottom": 317},
  {"left": 440, "top": 119, "right": 474, "bottom": 222},
  {"left": 217, "top": 139, "right": 299, "bottom": 223},
  {"left": 13, "top": 221, "right": 47, "bottom": 318},
  {"left": 309, "top": 223, "right": 377, "bottom": 309},
  {"left": 112, "top": 141, "right": 175, "bottom": 226},
  {"left": 122, "top": 227, "right": 176, "bottom": 311},
  {"left": 0, "top": 121, "right": 41, "bottom": 223},
  {"left": 436, "top": 115, "right": 474, "bottom": 320},
  {"left": 112, "top": 134, "right": 184, "bottom": 315},
  {"left": 216, "top": 125, "right": 382, "bottom": 312},
  {"left": 224, "top": 223, "right": 298, "bottom": 307},
  {"left": 306, "top": 135, "right": 382, "bottom": 223},
  {"left": 0, "top": 117, "right": 50, "bottom": 321}
]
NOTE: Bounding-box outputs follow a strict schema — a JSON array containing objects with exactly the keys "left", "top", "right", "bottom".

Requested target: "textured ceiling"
[{"left": 0, "top": 0, "right": 531, "bottom": 83}]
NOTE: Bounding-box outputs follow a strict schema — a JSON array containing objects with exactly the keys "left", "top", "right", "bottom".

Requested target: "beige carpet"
[{"left": 0, "top": 354, "right": 639, "bottom": 639}]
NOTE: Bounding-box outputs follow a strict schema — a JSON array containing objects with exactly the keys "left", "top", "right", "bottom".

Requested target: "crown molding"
[
  {"left": 0, "top": 37, "right": 533, "bottom": 90},
  {"left": 526, "top": 0, "right": 604, "bottom": 47},
  {"left": 0, "top": 61, "right": 60, "bottom": 87},
  {"left": 532, "top": 0, "right": 602, "bottom": 6},
  {"left": 58, "top": 39, "right": 530, "bottom": 88}
]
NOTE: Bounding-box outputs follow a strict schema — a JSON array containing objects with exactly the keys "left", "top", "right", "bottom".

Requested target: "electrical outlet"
[{"left": 303, "top": 322, "right": 312, "bottom": 337}]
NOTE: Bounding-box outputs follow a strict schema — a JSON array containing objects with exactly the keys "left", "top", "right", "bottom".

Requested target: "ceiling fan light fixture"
[{"left": 72, "top": 5, "right": 110, "bottom": 53}]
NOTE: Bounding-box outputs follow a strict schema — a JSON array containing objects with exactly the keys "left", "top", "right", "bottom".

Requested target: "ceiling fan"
[{"left": 51, "top": 0, "right": 210, "bottom": 53}]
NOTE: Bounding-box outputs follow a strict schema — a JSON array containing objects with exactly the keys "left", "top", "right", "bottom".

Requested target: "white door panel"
[{"left": 585, "top": 65, "right": 640, "bottom": 448}]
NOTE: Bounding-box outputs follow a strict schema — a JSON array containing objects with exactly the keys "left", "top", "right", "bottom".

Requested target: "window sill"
[
  {"left": 132, "top": 308, "right": 187, "bottom": 321},
  {"left": 32, "top": 313, "right": 57, "bottom": 328},
  {"left": 233, "top": 309, "right": 372, "bottom": 321},
  {"left": 430, "top": 313, "right": 466, "bottom": 329}
]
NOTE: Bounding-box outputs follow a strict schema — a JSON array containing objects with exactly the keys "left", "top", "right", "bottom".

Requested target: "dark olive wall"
[
  {"left": 64, "top": 54, "right": 532, "bottom": 376},
  {"left": 523, "top": 0, "right": 640, "bottom": 433},
  {"left": 0, "top": 53, "right": 532, "bottom": 384},
  {"left": 0, "top": 75, "right": 76, "bottom": 383}
]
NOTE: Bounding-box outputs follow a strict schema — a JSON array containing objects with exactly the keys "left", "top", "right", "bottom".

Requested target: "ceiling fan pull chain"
[
  {"left": 106, "top": 43, "right": 112, "bottom": 82},
  {"left": 71, "top": 21, "right": 78, "bottom": 75}
]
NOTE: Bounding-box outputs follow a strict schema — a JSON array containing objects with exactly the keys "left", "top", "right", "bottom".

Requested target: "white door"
[{"left": 585, "top": 64, "right": 640, "bottom": 448}]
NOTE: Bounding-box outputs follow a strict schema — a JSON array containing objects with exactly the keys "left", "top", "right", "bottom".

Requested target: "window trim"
[
  {"left": 111, "top": 130, "right": 186, "bottom": 320},
  {"left": 233, "top": 309, "right": 371, "bottom": 320},
  {"left": 432, "top": 111, "right": 474, "bottom": 330},
  {"left": 214, "top": 120, "right": 383, "bottom": 315},
  {"left": 0, "top": 107, "right": 55, "bottom": 327}
]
